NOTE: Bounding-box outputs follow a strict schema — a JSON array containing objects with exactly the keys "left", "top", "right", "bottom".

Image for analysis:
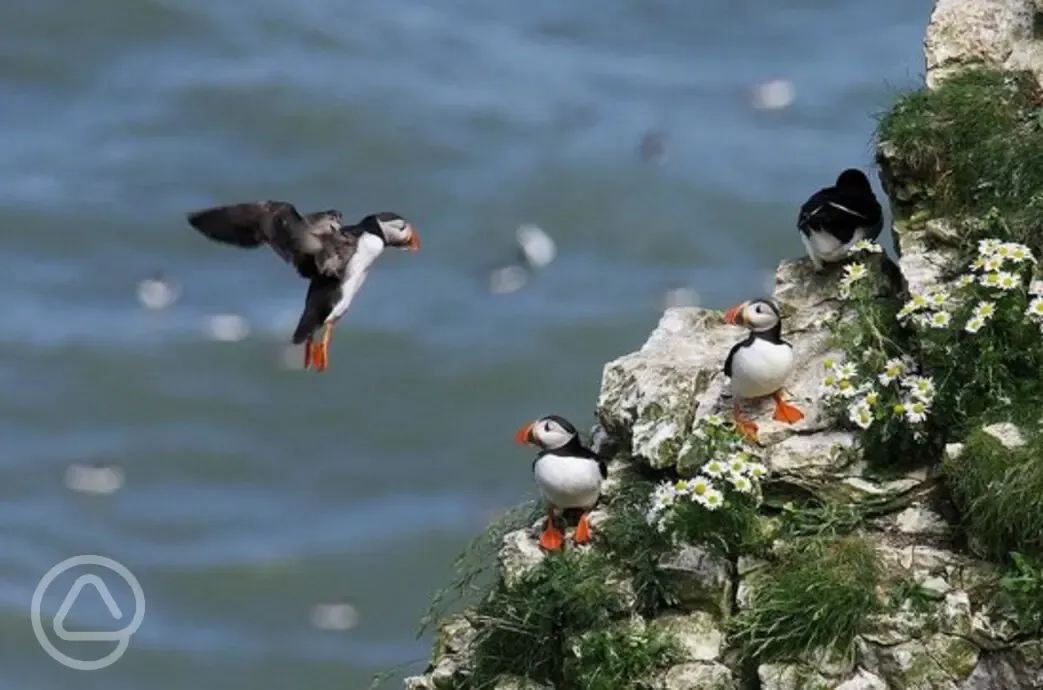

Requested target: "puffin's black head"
[
  {"left": 723, "top": 298, "right": 781, "bottom": 333},
  {"left": 360, "top": 212, "right": 420, "bottom": 252},
  {"left": 515, "top": 415, "right": 579, "bottom": 450},
  {"left": 835, "top": 168, "right": 871, "bottom": 191}
]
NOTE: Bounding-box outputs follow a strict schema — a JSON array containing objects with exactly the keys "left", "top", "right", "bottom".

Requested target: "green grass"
[
  {"left": 730, "top": 536, "right": 880, "bottom": 664},
  {"left": 994, "top": 552, "right": 1043, "bottom": 635},
  {"left": 564, "top": 621, "right": 682, "bottom": 690},
  {"left": 943, "top": 426, "right": 1043, "bottom": 561},
  {"left": 598, "top": 474, "right": 680, "bottom": 617},
  {"left": 876, "top": 68, "right": 1043, "bottom": 255},
  {"left": 467, "top": 548, "right": 656, "bottom": 689}
]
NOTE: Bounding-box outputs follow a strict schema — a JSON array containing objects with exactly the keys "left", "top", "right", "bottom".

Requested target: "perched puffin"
[
  {"left": 186, "top": 201, "right": 419, "bottom": 371},
  {"left": 797, "top": 169, "right": 883, "bottom": 271},
  {"left": 723, "top": 298, "right": 804, "bottom": 441},
  {"left": 515, "top": 415, "right": 607, "bottom": 552}
]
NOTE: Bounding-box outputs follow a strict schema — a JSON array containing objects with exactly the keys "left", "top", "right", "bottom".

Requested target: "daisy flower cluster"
[
  {"left": 836, "top": 240, "right": 883, "bottom": 299},
  {"left": 897, "top": 239, "right": 1039, "bottom": 333},
  {"left": 645, "top": 416, "right": 768, "bottom": 533},
  {"left": 820, "top": 356, "right": 935, "bottom": 431}
]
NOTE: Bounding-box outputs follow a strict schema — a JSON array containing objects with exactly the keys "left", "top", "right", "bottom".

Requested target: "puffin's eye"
[{"left": 543, "top": 422, "right": 553, "bottom": 433}]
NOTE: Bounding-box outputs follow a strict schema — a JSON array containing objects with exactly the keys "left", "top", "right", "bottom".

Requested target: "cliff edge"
[{"left": 404, "top": 1, "right": 1043, "bottom": 688}]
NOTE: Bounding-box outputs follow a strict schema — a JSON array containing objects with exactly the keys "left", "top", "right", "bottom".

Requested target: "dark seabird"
[
  {"left": 797, "top": 169, "right": 883, "bottom": 271},
  {"left": 515, "top": 415, "right": 607, "bottom": 551},
  {"left": 723, "top": 298, "right": 804, "bottom": 441},
  {"left": 186, "top": 201, "right": 419, "bottom": 371}
]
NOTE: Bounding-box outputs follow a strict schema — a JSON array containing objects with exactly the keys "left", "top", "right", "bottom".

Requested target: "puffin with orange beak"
[
  {"left": 722, "top": 298, "right": 804, "bottom": 441},
  {"left": 515, "top": 415, "right": 607, "bottom": 552},
  {"left": 186, "top": 201, "right": 419, "bottom": 371}
]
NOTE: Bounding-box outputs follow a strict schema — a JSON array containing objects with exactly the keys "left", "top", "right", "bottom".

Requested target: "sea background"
[{"left": 0, "top": 1, "right": 932, "bottom": 688}]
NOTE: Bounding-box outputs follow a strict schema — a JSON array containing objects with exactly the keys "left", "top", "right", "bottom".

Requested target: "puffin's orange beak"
[
  {"left": 724, "top": 302, "right": 747, "bottom": 326},
  {"left": 515, "top": 422, "right": 535, "bottom": 445},
  {"left": 405, "top": 225, "right": 420, "bottom": 252}
]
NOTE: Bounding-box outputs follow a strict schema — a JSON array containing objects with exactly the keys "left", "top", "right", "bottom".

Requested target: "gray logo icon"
[{"left": 31, "top": 555, "right": 146, "bottom": 671}]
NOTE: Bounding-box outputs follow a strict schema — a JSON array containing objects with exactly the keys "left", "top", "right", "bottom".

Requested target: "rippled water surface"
[{"left": 0, "top": 1, "right": 932, "bottom": 687}]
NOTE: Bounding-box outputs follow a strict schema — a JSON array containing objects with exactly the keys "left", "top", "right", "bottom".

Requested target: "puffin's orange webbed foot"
[
  {"left": 310, "top": 342, "right": 328, "bottom": 372},
  {"left": 772, "top": 390, "right": 805, "bottom": 424},
  {"left": 733, "top": 402, "right": 759, "bottom": 442},
  {"left": 574, "top": 512, "right": 592, "bottom": 545},
  {"left": 303, "top": 338, "right": 313, "bottom": 370},
  {"left": 539, "top": 507, "right": 563, "bottom": 551}
]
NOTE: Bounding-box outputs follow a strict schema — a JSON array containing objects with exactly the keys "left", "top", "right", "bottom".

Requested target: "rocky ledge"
[{"left": 404, "top": 0, "right": 1043, "bottom": 688}]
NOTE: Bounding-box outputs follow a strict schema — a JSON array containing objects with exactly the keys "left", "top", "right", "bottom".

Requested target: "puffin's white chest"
[
  {"left": 730, "top": 338, "right": 795, "bottom": 399},
  {"left": 327, "top": 233, "right": 385, "bottom": 323},
  {"left": 801, "top": 227, "right": 866, "bottom": 264},
  {"left": 533, "top": 454, "right": 602, "bottom": 510}
]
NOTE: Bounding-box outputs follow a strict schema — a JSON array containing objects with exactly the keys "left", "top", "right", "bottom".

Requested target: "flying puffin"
[
  {"left": 515, "top": 415, "right": 607, "bottom": 552},
  {"left": 723, "top": 298, "right": 804, "bottom": 441},
  {"left": 797, "top": 168, "right": 883, "bottom": 271},
  {"left": 186, "top": 201, "right": 419, "bottom": 372}
]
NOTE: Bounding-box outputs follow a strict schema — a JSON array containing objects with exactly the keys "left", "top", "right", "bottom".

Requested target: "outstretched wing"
[
  {"left": 308, "top": 225, "right": 362, "bottom": 279},
  {"left": 186, "top": 201, "right": 346, "bottom": 271}
]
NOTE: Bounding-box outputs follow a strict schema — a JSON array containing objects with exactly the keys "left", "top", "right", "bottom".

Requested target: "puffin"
[
  {"left": 723, "top": 298, "right": 804, "bottom": 441},
  {"left": 186, "top": 201, "right": 419, "bottom": 371},
  {"left": 797, "top": 168, "right": 883, "bottom": 271},
  {"left": 515, "top": 415, "right": 607, "bottom": 552}
]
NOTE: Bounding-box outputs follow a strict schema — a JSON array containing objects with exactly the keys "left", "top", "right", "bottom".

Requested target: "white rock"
[
  {"left": 498, "top": 528, "right": 546, "bottom": 588},
  {"left": 925, "top": 0, "right": 1043, "bottom": 90},
  {"left": 981, "top": 422, "right": 1026, "bottom": 448},
  {"left": 835, "top": 669, "right": 888, "bottom": 690},
  {"left": 651, "top": 612, "right": 723, "bottom": 662},
  {"left": 661, "top": 662, "right": 736, "bottom": 690},
  {"left": 894, "top": 504, "right": 951, "bottom": 537}
]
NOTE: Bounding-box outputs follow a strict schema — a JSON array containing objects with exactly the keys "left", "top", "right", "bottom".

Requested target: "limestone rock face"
[{"left": 925, "top": 0, "right": 1043, "bottom": 89}]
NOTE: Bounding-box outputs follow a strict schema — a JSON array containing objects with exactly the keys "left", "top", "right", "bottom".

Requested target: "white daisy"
[
  {"left": 973, "top": 301, "right": 996, "bottom": 319},
  {"left": 1026, "top": 297, "right": 1043, "bottom": 319},
  {"left": 863, "top": 390, "right": 879, "bottom": 407},
  {"left": 689, "top": 476, "right": 713, "bottom": 498},
  {"left": 965, "top": 316, "right": 985, "bottom": 333},
  {"left": 980, "top": 272, "right": 1001, "bottom": 288},
  {"left": 836, "top": 363, "right": 857, "bottom": 379},
  {"left": 698, "top": 488, "right": 724, "bottom": 511},
  {"left": 955, "top": 275, "right": 975, "bottom": 288},
  {"left": 702, "top": 459, "right": 726, "bottom": 478},
  {"left": 970, "top": 257, "right": 986, "bottom": 271},
  {"left": 903, "top": 376, "right": 936, "bottom": 403},
  {"left": 673, "top": 479, "right": 692, "bottom": 495},
  {"left": 728, "top": 457, "right": 749, "bottom": 476},
  {"left": 834, "top": 378, "right": 859, "bottom": 398},
  {"left": 983, "top": 257, "right": 1003, "bottom": 272},
  {"left": 821, "top": 373, "right": 839, "bottom": 393},
  {"left": 995, "top": 244, "right": 1012, "bottom": 260},
  {"left": 978, "top": 239, "right": 1000, "bottom": 256},
  {"left": 878, "top": 358, "right": 906, "bottom": 385},
  {"left": 929, "top": 290, "right": 949, "bottom": 307},
  {"left": 928, "top": 311, "right": 952, "bottom": 328},
  {"left": 852, "top": 240, "right": 883, "bottom": 254},
  {"left": 904, "top": 399, "right": 929, "bottom": 424},
  {"left": 848, "top": 401, "right": 873, "bottom": 429},
  {"left": 746, "top": 463, "right": 768, "bottom": 480},
  {"left": 843, "top": 263, "right": 868, "bottom": 283},
  {"left": 1007, "top": 244, "right": 1034, "bottom": 263},
  {"left": 729, "top": 473, "right": 754, "bottom": 493},
  {"left": 996, "top": 271, "right": 1020, "bottom": 291},
  {"left": 704, "top": 415, "right": 724, "bottom": 427}
]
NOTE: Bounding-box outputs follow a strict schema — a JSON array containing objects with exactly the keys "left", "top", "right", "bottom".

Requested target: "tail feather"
[{"left": 186, "top": 204, "right": 268, "bottom": 248}]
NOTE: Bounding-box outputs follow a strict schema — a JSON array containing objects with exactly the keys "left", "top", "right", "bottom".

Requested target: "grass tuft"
[
  {"left": 943, "top": 426, "right": 1043, "bottom": 561},
  {"left": 564, "top": 621, "right": 683, "bottom": 690},
  {"left": 469, "top": 549, "right": 641, "bottom": 689},
  {"left": 730, "top": 536, "right": 879, "bottom": 664},
  {"left": 994, "top": 552, "right": 1043, "bottom": 635},
  {"left": 877, "top": 68, "right": 1043, "bottom": 255}
]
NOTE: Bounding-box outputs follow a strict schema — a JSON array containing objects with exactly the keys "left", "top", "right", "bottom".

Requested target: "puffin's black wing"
[
  {"left": 723, "top": 339, "right": 746, "bottom": 378},
  {"left": 797, "top": 187, "right": 880, "bottom": 245},
  {"left": 186, "top": 201, "right": 298, "bottom": 249},
  {"left": 598, "top": 459, "right": 608, "bottom": 480}
]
